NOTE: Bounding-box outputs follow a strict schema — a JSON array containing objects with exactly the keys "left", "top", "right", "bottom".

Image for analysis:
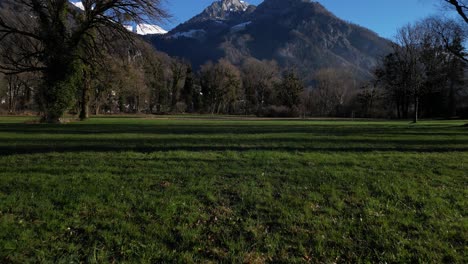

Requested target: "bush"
[
  {"left": 262, "top": 105, "right": 300, "bottom": 117},
  {"left": 173, "top": 102, "right": 187, "bottom": 114},
  {"left": 458, "top": 106, "right": 468, "bottom": 118}
]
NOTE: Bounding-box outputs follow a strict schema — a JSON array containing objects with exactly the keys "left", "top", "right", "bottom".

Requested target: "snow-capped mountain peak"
[
  {"left": 220, "top": 0, "right": 250, "bottom": 12},
  {"left": 188, "top": 0, "right": 251, "bottom": 23}
]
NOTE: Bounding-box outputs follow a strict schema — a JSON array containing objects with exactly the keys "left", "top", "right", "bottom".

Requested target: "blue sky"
[{"left": 163, "top": 0, "right": 443, "bottom": 39}]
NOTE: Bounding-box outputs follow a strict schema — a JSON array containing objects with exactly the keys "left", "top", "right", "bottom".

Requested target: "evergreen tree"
[
  {"left": 181, "top": 65, "right": 194, "bottom": 113},
  {"left": 278, "top": 70, "right": 304, "bottom": 109}
]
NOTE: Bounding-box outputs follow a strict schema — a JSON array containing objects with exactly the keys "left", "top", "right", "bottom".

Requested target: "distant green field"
[{"left": 0, "top": 116, "right": 467, "bottom": 263}]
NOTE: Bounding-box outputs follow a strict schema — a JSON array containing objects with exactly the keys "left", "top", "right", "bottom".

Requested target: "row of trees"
[
  {"left": 372, "top": 17, "right": 467, "bottom": 121},
  {"left": 1, "top": 32, "right": 465, "bottom": 119},
  {"left": 0, "top": 52, "right": 306, "bottom": 117}
]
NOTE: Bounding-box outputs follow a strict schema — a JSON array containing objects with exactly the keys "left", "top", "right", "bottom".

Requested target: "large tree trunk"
[{"left": 39, "top": 56, "right": 80, "bottom": 123}]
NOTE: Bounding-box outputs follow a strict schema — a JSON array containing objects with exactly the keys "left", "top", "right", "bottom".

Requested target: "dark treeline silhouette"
[{"left": 373, "top": 17, "right": 467, "bottom": 122}]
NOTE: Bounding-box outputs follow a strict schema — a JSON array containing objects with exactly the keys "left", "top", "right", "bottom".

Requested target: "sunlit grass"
[{"left": 0, "top": 116, "right": 466, "bottom": 263}]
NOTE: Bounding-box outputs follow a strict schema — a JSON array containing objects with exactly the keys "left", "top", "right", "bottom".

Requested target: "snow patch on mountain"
[
  {"left": 168, "top": 29, "right": 207, "bottom": 40},
  {"left": 221, "top": 0, "right": 249, "bottom": 12},
  {"left": 125, "top": 23, "right": 168, "bottom": 35},
  {"left": 231, "top": 21, "right": 251, "bottom": 32}
]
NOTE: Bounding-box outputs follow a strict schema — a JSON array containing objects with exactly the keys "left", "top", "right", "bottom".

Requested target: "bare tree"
[
  {"left": 377, "top": 18, "right": 466, "bottom": 121},
  {"left": 314, "top": 68, "right": 358, "bottom": 116},
  {"left": 0, "top": 0, "right": 168, "bottom": 122},
  {"left": 181, "top": 64, "right": 194, "bottom": 113},
  {"left": 425, "top": 16, "right": 467, "bottom": 63},
  {"left": 395, "top": 25, "right": 429, "bottom": 123},
  {"left": 241, "top": 58, "right": 280, "bottom": 115},
  {"left": 199, "top": 59, "right": 243, "bottom": 114},
  {"left": 141, "top": 48, "right": 170, "bottom": 114},
  {"left": 420, "top": 17, "right": 466, "bottom": 117},
  {"left": 0, "top": 71, "right": 37, "bottom": 114},
  {"left": 170, "top": 59, "right": 186, "bottom": 112}
]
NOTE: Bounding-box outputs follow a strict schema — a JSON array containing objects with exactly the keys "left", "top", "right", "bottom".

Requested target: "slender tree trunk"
[
  {"left": 79, "top": 71, "right": 91, "bottom": 120},
  {"left": 403, "top": 95, "right": 409, "bottom": 119},
  {"left": 94, "top": 96, "right": 99, "bottom": 115},
  {"left": 396, "top": 97, "right": 401, "bottom": 119},
  {"left": 95, "top": 106, "right": 100, "bottom": 115},
  {"left": 413, "top": 95, "right": 419, "bottom": 123},
  {"left": 171, "top": 91, "right": 177, "bottom": 112},
  {"left": 8, "top": 81, "right": 13, "bottom": 114},
  {"left": 171, "top": 80, "right": 179, "bottom": 112},
  {"left": 448, "top": 79, "right": 456, "bottom": 118},
  {"left": 136, "top": 95, "right": 140, "bottom": 113},
  {"left": 24, "top": 84, "right": 32, "bottom": 111}
]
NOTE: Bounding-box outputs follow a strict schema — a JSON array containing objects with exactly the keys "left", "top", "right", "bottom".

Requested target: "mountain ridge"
[{"left": 147, "top": 0, "right": 392, "bottom": 80}]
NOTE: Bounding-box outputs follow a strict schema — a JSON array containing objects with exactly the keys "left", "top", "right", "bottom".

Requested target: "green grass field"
[{"left": 0, "top": 116, "right": 467, "bottom": 263}]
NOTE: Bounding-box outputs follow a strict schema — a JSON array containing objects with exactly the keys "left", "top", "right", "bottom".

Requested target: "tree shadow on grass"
[
  {"left": 0, "top": 123, "right": 466, "bottom": 136},
  {"left": 1, "top": 144, "right": 467, "bottom": 157},
  {"left": 0, "top": 122, "right": 467, "bottom": 156}
]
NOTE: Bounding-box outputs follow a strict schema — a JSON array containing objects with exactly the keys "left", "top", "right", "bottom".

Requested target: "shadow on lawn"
[
  {"left": 0, "top": 122, "right": 467, "bottom": 156},
  {"left": 0, "top": 123, "right": 465, "bottom": 136},
  {"left": 1, "top": 140, "right": 468, "bottom": 156},
  {"left": 5, "top": 137, "right": 468, "bottom": 146},
  {"left": 1, "top": 146, "right": 468, "bottom": 156}
]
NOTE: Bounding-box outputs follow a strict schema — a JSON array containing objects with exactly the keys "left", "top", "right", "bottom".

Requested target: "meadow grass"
[{"left": 0, "top": 116, "right": 467, "bottom": 263}]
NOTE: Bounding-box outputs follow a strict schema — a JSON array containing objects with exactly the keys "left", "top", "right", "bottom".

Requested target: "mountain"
[
  {"left": 146, "top": 0, "right": 392, "bottom": 80},
  {"left": 69, "top": 1, "right": 167, "bottom": 35}
]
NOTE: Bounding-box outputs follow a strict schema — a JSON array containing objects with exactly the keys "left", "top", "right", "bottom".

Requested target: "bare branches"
[
  {"left": 0, "top": 0, "right": 169, "bottom": 121},
  {"left": 424, "top": 16, "right": 468, "bottom": 63},
  {"left": 444, "top": 0, "right": 468, "bottom": 23},
  {"left": 0, "top": 3, "right": 43, "bottom": 75},
  {"left": 0, "top": 0, "right": 170, "bottom": 75}
]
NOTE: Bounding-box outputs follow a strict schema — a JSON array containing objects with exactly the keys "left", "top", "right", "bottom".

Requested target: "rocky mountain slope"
[{"left": 147, "top": 0, "right": 392, "bottom": 79}]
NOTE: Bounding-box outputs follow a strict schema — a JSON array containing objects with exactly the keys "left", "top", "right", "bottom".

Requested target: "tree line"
[{"left": 0, "top": 52, "right": 307, "bottom": 117}]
